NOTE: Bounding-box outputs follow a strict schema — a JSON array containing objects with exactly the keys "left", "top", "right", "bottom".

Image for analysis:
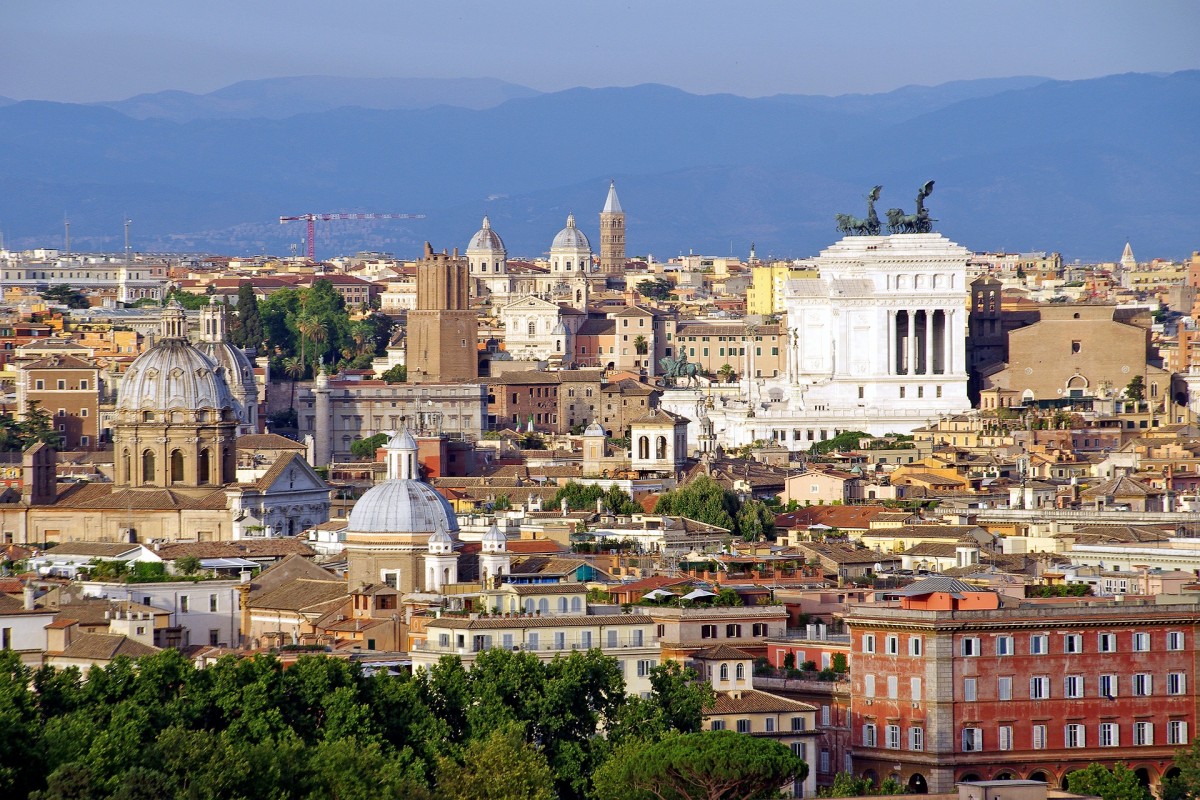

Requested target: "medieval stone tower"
[
  {"left": 407, "top": 242, "right": 478, "bottom": 384},
  {"left": 599, "top": 181, "right": 626, "bottom": 276}
]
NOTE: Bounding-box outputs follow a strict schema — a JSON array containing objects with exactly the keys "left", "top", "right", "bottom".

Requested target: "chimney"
[{"left": 22, "top": 582, "right": 35, "bottom": 611}]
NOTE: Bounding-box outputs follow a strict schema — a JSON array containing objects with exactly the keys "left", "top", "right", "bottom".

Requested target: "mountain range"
[{"left": 0, "top": 72, "right": 1195, "bottom": 262}]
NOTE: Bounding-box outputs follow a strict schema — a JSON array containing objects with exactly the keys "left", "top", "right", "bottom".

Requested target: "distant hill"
[
  {"left": 0, "top": 71, "right": 1195, "bottom": 261},
  {"left": 96, "top": 76, "right": 542, "bottom": 120}
]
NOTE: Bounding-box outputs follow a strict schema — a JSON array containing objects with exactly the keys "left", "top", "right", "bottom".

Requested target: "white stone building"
[{"left": 664, "top": 233, "right": 971, "bottom": 450}]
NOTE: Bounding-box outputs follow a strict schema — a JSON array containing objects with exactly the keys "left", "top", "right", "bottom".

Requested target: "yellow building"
[{"left": 746, "top": 264, "right": 818, "bottom": 315}]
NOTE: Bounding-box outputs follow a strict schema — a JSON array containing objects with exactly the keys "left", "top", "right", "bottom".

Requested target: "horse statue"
[
  {"left": 834, "top": 185, "right": 883, "bottom": 236},
  {"left": 886, "top": 207, "right": 919, "bottom": 234}
]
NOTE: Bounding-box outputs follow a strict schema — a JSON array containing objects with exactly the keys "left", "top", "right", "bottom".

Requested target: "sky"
[{"left": 2, "top": 0, "right": 1198, "bottom": 102}]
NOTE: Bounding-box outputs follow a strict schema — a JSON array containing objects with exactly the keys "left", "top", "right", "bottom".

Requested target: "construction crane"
[{"left": 279, "top": 212, "right": 426, "bottom": 260}]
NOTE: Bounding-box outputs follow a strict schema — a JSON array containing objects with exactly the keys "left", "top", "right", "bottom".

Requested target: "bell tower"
[{"left": 599, "top": 181, "right": 626, "bottom": 276}]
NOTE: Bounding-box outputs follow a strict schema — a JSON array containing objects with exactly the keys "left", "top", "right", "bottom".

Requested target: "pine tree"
[{"left": 232, "top": 283, "right": 264, "bottom": 350}]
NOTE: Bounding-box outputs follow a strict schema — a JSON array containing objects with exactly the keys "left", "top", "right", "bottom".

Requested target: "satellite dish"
[{"left": 874, "top": 562, "right": 883, "bottom": 573}]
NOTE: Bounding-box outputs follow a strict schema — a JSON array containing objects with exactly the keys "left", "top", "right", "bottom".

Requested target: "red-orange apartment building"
[{"left": 846, "top": 577, "right": 1194, "bottom": 795}]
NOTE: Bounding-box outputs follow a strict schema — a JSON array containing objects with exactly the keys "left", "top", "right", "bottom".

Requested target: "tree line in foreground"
[{"left": 0, "top": 649, "right": 806, "bottom": 800}]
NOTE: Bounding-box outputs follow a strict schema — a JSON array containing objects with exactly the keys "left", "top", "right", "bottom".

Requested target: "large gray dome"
[
  {"left": 117, "top": 339, "right": 236, "bottom": 413},
  {"left": 347, "top": 480, "right": 459, "bottom": 534},
  {"left": 467, "top": 216, "right": 506, "bottom": 254},
  {"left": 551, "top": 214, "right": 591, "bottom": 251}
]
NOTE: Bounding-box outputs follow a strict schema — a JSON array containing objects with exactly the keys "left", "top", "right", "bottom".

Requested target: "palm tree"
[
  {"left": 718, "top": 363, "right": 736, "bottom": 384},
  {"left": 351, "top": 321, "right": 373, "bottom": 355},
  {"left": 633, "top": 334, "right": 648, "bottom": 355},
  {"left": 296, "top": 314, "right": 323, "bottom": 371},
  {"left": 282, "top": 356, "right": 304, "bottom": 413}
]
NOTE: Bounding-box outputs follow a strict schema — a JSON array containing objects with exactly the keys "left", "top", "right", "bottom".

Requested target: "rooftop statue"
[
  {"left": 660, "top": 351, "right": 699, "bottom": 388},
  {"left": 835, "top": 185, "right": 883, "bottom": 236},
  {"left": 886, "top": 180, "right": 937, "bottom": 234}
]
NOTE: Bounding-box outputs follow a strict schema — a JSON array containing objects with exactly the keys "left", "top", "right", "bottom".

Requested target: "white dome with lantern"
[
  {"left": 549, "top": 214, "right": 592, "bottom": 274},
  {"left": 346, "top": 429, "right": 458, "bottom": 535}
]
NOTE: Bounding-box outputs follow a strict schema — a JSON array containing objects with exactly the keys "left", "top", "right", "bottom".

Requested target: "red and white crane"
[{"left": 279, "top": 212, "right": 426, "bottom": 260}]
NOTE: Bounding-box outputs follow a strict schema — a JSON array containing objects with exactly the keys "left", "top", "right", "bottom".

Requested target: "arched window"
[
  {"left": 169, "top": 449, "right": 185, "bottom": 483},
  {"left": 558, "top": 598, "right": 568, "bottom": 613},
  {"left": 537, "top": 599, "right": 549, "bottom": 614},
  {"left": 638, "top": 436, "right": 650, "bottom": 459},
  {"left": 222, "top": 447, "right": 233, "bottom": 480},
  {"left": 198, "top": 449, "right": 210, "bottom": 485},
  {"left": 719, "top": 663, "right": 729, "bottom": 680},
  {"left": 735, "top": 662, "right": 745, "bottom": 680},
  {"left": 141, "top": 450, "right": 156, "bottom": 483},
  {"left": 122, "top": 449, "right": 130, "bottom": 482},
  {"left": 571, "top": 597, "right": 582, "bottom": 612},
  {"left": 656, "top": 436, "right": 667, "bottom": 460},
  {"left": 524, "top": 599, "right": 534, "bottom": 614},
  {"left": 528, "top": 321, "right": 536, "bottom": 336}
]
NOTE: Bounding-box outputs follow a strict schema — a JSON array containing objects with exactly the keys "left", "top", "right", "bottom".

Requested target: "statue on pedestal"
[{"left": 835, "top": 185, "right": 883, "bottom": 236}]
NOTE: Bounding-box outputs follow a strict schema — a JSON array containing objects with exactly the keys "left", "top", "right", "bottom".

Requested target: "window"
[
  {"left": 960, "top": 636, "right": 980, "bottom": 656},
  {"left": 765, "top": 718, "right": 774, "bottom": 732},
  {"left": 736, "top": 719, "right": 750, "bottom": 734},
  {"left": 1168, "top": 631, "right": 1185, "bottom": 651},
  {"left": 886, "top": 724, "right": 901, "bottom": 749},
  {"left": 998, "top": 725, "right": 1013, "bottom": 751},
  {"left": 820, "top": 751, "right": 831, "bottom": 773},
  {"left": 1100, "top": 674, "right": 1118, "bottom": 699},
  {"left": 1065, "top": 723, "right": 1086, "bottom": 748},
  {"left": 35, "top": 380, "right": 43, "bottom": 390},
  {"left": 1072, "top": 340, "right": 1081, "bottom": 354},
  {"left": 864, "top": 674, "right": 875, "bottom": 698},
  {"left": 1098, "top": 632, "right": 1116, "bottom": 652},
  {"left": 863, "top": 634, "right": 876, "bottom": 653},
  {"left": 752, "top": 623, "right": 768, "bottom": 636},
  {"left": 821, "top": 706, "right": 831, "bottom": 727},
  {"left": 963, "top": 678, "right": 977, "bottom": 702},
  {"left": 725, "top": 624, "right": 741, "bottom": 638},
  {"left": 791, "top": 742, "right": 807, "bottom": 760},
  {"left": 862, "top": 724, "right": 877, "bottom": 748},
  {"left": 1168, "top": 672, "right": 1186, "bottom": 695},
  {"left": 909, "top": 727, "right": 924, "bottom": 751},
  {"left": 209, "top": 594, "right": 218, "bottom": 612},
  {"left": 636, "top": 660, "right": 654, "bottom": 677},
  {"left": 887, "top": 676, "right": 898, "bottom": 699},
  {"left": 701, "top": 624, "right": 717, "bottom": 639},
  {"left": 908, "top": 636, "right": 922, "bottom": 656},
  {"left": 885, "top": 635, "right": 898, "bottom": 655},
  {"left": 998, "top": 676, "right": 1012, "bottom": 701},
  {"left": 1030, "top": 634, "right": 1048, "bottom": 654},
  {"left": 911, "top": 677, "right": 922, "bottom": 701},
  {"left": 1032, "top": 724, "right": 1047, "bottom": 750},
  {"left": 961, "top": 728, "right": 982, "bottom": 751},
  {"left": 899, "top": 386, "right": 906, "bottom": 398},
  {"left": 1134, "top": 721, "right": 1154, "bottom": 746},
  {"left": 710, "top": 719, "right": 725, "bottom": 731},
  {"left": 996, "top": 635, "right": 1013, "bottom": 656},
  {"left": 1169, "top": 721, "right": 1189, "bottom": 745},
  {"left": 1064, "top": 675, "right": 1084, "bottom": 698},
  {"left": 179, "top": 596, "right": 189, "bottom": 613},
  {"left": 1100, "top": 722, "right": 1120, "bottom": 747},
  {"left": 1133, "top": 673, "right": 1153, "bottom": 696},
  {"left": 1030, "top": 676, "right": 1050, "bottom": 699},
  {"left": 719, "top": 663, "right": 729, "bottom": 681},
  {"left": 1064, "top": 634, "right": 1082, "bottom": 654},
  {"left": 1133, "top": 632, "right": 1150, "bottom": 652},
  {"left": 527, "top": 633, "right": 539, "bottom": 650},
  {"left": 791, "top": 716, "right": 805, "bottom": 732}
]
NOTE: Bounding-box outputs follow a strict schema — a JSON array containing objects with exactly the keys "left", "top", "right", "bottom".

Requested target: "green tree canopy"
[
  {"left": 653, "top": 475, "right": 740, "bottom": 534},
  {"left": 351, "top": 433, "right": 389, "bottom": 460},
  {"left": 231, "top": 282, "right": 264, "bottom": 349},
  {"left": 635, "top": 278, "right": 672, "bottom": 301},
  {"left": 1163, "top": 735, "right": 1200, "bottom": 800},
  {"left": 41, "top": 285, "right": 90, "bottom": 309},
  {"left": 550, "top": 481, "right": 639, "bottom": 515},
  {"left": 592, "top": 729, "right": 807, "bottom": 800},
  {"left": 435, "top": 724, "right": 554, "bottom": 800},
  {"left": 1064, "top": 763, "right": 1151, "bottom": 800},
  {"left": 162, "top": 288, "right": 210, "bottom": 310}
]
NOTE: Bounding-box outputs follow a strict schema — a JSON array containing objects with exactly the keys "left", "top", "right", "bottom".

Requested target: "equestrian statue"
[
  {"left": 659, "top": 351, "right": 700, "bottom": 388},
  {"left": 885, "top": 180, "right": 937, "bottom": 234}
]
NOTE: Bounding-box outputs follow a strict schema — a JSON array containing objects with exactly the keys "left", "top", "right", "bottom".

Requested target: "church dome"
[
  {"left": 347, "top": 480, "right": 459, "bottom": 534},
  {"left": 468, "top": 216, "right": 506, "bottom": 254},
  {"left": 551, "top": 214, "right": 591, "bottom": 251},
  {"left": 116, "top": 339, "right": 236, "bottom": 414}
]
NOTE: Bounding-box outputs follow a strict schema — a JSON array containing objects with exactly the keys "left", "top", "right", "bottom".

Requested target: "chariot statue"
[
  {"left": 885, "top": 180, "right": 937, "bottom": 234},
  {"left": 835, "top": 185, "right": 883, "bottom": 236}
]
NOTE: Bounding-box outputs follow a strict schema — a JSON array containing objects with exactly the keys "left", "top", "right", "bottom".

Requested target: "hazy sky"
[{"left": 3, "top": 1, "right": 1197, "bottom": 101}]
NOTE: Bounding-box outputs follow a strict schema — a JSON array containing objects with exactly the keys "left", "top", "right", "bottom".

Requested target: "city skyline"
[{"left": 3, "top": 1, "right": 1197, "bottom": 102}]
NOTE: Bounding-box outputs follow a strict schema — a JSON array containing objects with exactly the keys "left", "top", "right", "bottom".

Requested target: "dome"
[
  {"left": 551, "top": 214, "right": 591, "bottom": 251},
  {"left": 116, "top": 339, "right": 236, "bottom": 413},
  {"left": 468, "top": 216, "right": 506, "bottom": 254},
  {"left": 348, "top": 480, "right": 459, "bottom": 534},
  {"left": 387, "top": 428, "right": 418, "bottom": 451},
  {"left": 428, "top": 524, "right": 454, "bottom": 554},
  {"left": 583, "top": 421, "right": 606, "bottom": 437},
  {"left": 482, "top": 522, "right": 507, "bottom": 553}
]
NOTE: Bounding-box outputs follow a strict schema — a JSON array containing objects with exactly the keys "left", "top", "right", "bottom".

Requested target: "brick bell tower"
[{"left": 599, "top": 180, "right": 626, "bottom": 276}]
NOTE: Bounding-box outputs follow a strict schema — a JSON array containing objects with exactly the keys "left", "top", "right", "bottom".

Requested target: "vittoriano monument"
[{"left": 837, "top": 181, "right": 937, "bottom": 235}]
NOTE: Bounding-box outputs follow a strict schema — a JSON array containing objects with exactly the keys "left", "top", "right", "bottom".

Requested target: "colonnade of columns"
[{"left": 889, "top": 309, "right": 953, "bottom": 375}]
